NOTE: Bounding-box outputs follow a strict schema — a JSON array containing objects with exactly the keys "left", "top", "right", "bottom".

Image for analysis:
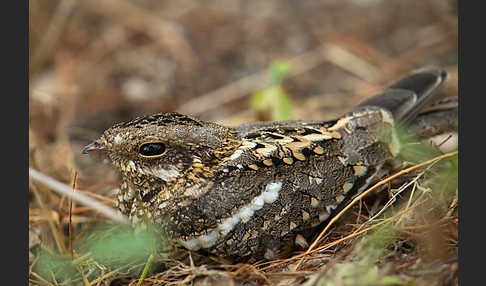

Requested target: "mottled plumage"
[{"left": 82, "top": 67, "right": 455, "bottom": 261}]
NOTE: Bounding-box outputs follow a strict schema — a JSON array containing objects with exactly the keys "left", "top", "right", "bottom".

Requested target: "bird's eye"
[{"left": 139, "top": 142, "right": 166, "bottom": 157}]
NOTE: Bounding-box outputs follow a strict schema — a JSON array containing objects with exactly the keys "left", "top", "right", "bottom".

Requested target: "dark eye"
[{"left": 139, "top": 142, "right": 166, "bottom": 157}]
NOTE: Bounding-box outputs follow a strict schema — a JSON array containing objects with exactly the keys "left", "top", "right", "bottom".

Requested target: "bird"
[{"left": 82, "top": 66, "right": 454, "bottom": 261}]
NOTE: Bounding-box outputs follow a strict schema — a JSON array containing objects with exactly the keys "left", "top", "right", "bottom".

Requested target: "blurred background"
[{"left": 29, "top": 1, "right": 458, "bottom": 284}]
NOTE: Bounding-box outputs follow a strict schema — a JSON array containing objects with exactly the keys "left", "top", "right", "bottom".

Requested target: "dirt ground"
[{"left": 29, "top": 0, "right": 458, "bottom": 285}]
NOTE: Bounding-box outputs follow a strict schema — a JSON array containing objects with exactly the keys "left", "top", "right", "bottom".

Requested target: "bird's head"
[{"left": 82, "top": 112, "right": 241, "bottom": 199}]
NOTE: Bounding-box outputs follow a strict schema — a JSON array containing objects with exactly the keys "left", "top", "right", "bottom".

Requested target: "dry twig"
[{"left": 29, "top": 168, "right": 128, "bottom": 223}]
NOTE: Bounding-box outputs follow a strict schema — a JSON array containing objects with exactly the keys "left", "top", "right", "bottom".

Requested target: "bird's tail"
[{"left": 357, "top": 67, "right": 448, "bottom": 124}]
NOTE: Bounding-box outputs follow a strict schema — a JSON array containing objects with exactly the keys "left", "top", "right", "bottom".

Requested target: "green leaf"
[
  {"left": 34, "top": 250, "right": 78, "bottom": 282},
  {"left": 251, "top": 89, "right": 267, "bottom": 110},
  {"left": 270, "top": 60, "right": 291, "bottom": 85},
  {"left": 273, "top": 86, "right": 293, "bottom": 120},
  {"left": 82, "top": 224, "right": 159, "bottom": 267},
  {"left": 251, "top": 60, "right": 293, "bottom": 121}
]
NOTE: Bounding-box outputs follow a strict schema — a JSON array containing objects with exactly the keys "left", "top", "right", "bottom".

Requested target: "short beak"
[{"left": 81, "top": 140, "right": 108, "bottom": 154}]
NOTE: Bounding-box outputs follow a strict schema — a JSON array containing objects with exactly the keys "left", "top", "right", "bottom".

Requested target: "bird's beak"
[{"left": 81, "top": 140, "right": 108, "bottom": 154}]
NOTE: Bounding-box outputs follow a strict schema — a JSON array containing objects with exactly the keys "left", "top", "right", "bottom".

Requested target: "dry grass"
[{"left": 29, "top": 0, "right": 458, "bottom": 285}]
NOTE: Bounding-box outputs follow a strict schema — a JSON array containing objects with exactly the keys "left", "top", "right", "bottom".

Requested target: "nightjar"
[{"left": 82, "top": 67, "right": 456, "bottom": 261}]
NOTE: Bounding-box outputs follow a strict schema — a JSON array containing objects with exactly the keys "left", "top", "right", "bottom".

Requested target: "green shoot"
[{"left": 251, "top": 60, "right": 293, "bottom": 121}]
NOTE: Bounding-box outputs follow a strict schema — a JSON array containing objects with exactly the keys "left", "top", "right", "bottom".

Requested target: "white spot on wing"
[
  {"left": 218, "top": 216, "right": 240, "bottom": 236},
  {"left": 178, "top": 238, "right": 200, "bottom": 251},
  {"left": 251, "top": 196, "right": 264, "bottom": 211},
  {"left": 177, "top": 181, "right": 283, "bottom": 250},
  {"left": 198, "top": 231, "right": 219, "bottom": 249},
  {"left": 238, "top": 206, "right": 254, "bottom": 223},
  {"left": 262, "top": 182, "right": 282, "bottom": 203}
]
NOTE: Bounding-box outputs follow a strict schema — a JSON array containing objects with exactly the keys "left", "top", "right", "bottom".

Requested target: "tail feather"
[{"left": 358, "top": 67, "right": 447, "bottom": 124}]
